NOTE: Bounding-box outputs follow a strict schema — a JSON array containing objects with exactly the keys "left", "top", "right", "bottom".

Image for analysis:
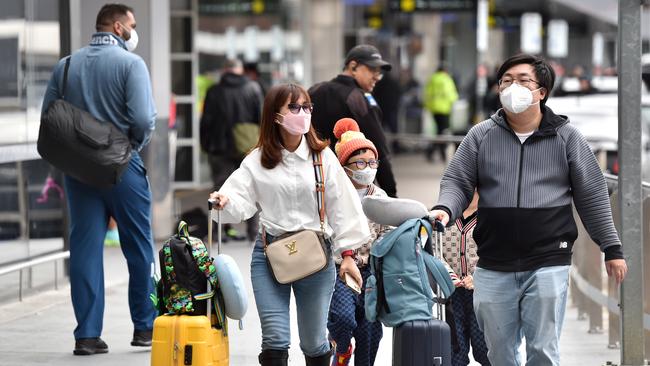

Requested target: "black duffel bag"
[{"left": 38, "top": 56, "right": 132, "bottom": 189}]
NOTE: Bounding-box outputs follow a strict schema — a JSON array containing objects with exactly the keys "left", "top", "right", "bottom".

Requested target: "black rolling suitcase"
[{"left": 392, "top": 220, "right": 452, "bottom": 366}]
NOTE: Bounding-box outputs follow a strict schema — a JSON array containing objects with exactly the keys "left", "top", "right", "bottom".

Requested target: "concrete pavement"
[{"left": 0, "top": 154, "right": 622, "bottom": 365}]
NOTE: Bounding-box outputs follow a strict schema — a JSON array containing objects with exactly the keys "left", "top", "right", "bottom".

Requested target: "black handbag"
[{"left": 38, "top": 56, "right": 132, "bottom": 189}]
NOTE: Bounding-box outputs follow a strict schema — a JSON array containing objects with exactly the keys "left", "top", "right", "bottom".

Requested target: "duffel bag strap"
[{"left": 61, "top": 56, "right": 71, "bottom": 100}]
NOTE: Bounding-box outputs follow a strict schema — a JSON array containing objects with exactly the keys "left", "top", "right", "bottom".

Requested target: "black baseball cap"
[{"left": 345, "top": 45, "right": 392, "bottom": 71}]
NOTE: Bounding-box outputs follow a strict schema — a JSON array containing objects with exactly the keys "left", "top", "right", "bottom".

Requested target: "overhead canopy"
[
  {"left": 552, "top": 0, "right": 650, "bottom": 39},
  {"left": 551, "top": 0, "right": 617, "bottom": 24}
]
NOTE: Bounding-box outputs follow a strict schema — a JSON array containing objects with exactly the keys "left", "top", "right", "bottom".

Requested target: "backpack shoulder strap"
[
  {"left": 186, "top": 237, "right": 217, "bottom": 285},
  {"left": 423, "top": 253, "right": 456, "bottom": 299},
  {"left": 375, "top": 256, "right": 391, "bottom": 315}
]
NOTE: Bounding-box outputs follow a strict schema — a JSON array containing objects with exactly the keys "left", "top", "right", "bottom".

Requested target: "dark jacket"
[
  {"left": 309, "top": 75, "right": 397, "bottom": 197},
  {"left": 200, "top": 73, "right": 263, "bottom": 156},
  {"left": 435, "top": 107, "right": 624, "bottom": 272}
]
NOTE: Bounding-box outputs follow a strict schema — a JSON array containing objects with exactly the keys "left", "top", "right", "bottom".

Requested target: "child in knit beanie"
[{"left": 328, "top": 118, "right": 388, "bottom": 366}]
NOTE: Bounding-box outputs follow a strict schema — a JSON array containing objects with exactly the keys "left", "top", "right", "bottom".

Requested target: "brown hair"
[{"left": 257, "top": 83, "right": 329, "bottom": 169}]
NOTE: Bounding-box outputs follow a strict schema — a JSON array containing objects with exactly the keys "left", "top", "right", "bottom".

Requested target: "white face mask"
[
  {"left": 345, "top": 166, "right": 377, "bottom": 186},
  {"left": 125, "top": 28, "right": 138, "bottom": 52},
  {"left": 119, "top": 23, "right": 138, "bottom": 52},
  {"left": 499, "top": 83, "right": 541, "bottom": 114}
]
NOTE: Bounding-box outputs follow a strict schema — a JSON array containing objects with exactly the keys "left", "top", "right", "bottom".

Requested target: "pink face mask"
[{"left": 276, "top": 109, "right": 311, "bottom": 136}]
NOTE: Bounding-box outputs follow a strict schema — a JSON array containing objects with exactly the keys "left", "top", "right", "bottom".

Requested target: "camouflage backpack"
[{"left": 152, "top": 221, "right": 225, "bottom": 327}]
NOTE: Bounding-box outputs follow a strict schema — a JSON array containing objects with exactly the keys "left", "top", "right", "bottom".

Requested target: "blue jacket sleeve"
[{"left": 125, "top": 58, "right": 156, "bottom": 151}]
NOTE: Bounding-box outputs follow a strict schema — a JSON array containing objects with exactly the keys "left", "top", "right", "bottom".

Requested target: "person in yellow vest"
[{"left": 424, "top": 66, "right": 458, "bottom": 162}]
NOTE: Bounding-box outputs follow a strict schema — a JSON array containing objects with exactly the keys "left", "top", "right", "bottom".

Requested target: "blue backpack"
[{"left": 365, "top": 218, "right": 455, "bottom": 327}]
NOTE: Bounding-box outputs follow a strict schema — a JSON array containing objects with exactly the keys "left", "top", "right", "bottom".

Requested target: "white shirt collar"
[{"left": 281, "top": 136, "right": 310, "bottom": 160}]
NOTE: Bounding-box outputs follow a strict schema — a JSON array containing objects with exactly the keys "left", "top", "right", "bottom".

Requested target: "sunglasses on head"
[{"left": 287, "top": 102, "right": 314, "bottom": 114}]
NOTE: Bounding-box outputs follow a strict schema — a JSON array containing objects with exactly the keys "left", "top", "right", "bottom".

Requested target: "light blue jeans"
[
  {"left": 473, "top": 265, "right": 570, "bottom": 366},
  {"left": 251, "top": 236, "right": 336, "bottom": 357}
]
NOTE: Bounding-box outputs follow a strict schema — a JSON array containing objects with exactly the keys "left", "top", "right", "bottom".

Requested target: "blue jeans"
[
  {"left": 65, "top": 153, "right": 155, "bottom": 339},
  {"left": 473, "top": 265, "right": 570, "bottom": 366},
  {"left": 251, "top": 236, "right": 336, "bottom": 357}
]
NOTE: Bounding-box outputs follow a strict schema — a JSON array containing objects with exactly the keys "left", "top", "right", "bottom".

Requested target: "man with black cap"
[{"left": 309, "top": 44, "right": 397, "bottom": 197}]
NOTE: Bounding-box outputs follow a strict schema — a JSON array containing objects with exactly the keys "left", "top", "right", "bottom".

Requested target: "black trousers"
[{"left": 427, "top": 113, "right": 451, "bottom": 162}]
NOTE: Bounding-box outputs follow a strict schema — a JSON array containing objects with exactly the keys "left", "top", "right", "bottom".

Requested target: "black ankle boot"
[
  {"left": 258, "top": 349, "right": 288, "bottom": 366},
  {"left": 304, "top": 348, "right": 332, "bottom": 366}
]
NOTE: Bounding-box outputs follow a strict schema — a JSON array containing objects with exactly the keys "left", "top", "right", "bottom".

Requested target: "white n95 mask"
[{"left": 499, "top": 83, "right": 540, "bottom": 114}]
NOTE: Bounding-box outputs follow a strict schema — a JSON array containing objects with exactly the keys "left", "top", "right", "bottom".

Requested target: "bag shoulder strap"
[
  {"left": 422, "top": 252, "right": 455, "bottom": 299},
  {"left": 375, "top": 256, "right": 391, "bottom": 315},
  {"left": 61, "top": 56, "right": 71, "bottom": 100},
  {"left": 312, "top": 151, "right": 326, "bottom": 232},
  {"left": 177, "top": 220, "right": 190, "bottom": 238}
]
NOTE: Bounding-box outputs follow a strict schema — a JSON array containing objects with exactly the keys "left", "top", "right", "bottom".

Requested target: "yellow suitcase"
[
  {"left": 151, "top": 314, "right": 228, "bottom": 366},
  {"left": 151, "top": 199, "right": 229, "bottom": 366}
]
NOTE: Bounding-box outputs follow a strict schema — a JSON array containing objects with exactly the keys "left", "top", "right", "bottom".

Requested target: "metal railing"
[
  {"left": 570, "top": 173, "right": 650, "bottom": 354},
  {"left": 0, "top": 250, "right": 70, "bottom": 301}
]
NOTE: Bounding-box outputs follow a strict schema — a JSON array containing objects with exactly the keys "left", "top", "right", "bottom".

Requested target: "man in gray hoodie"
[{"left": 428, "top": 54, "right": 627, "bottom": 366}]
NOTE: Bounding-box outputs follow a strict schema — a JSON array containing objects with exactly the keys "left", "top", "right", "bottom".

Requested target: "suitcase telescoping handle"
[
  {"left": 207, "top": 199, "right": 222, "bottom": 320},
  {"left": 207, "top": 199, "right": 222, "bottom": 256},
  {"left": 432, "top": 219, "right": 445, "bottom": 321}
]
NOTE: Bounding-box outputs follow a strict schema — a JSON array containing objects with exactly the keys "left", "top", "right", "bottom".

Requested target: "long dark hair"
[{"left": 256, "top": 83, "right": 329, "bottom": 169}]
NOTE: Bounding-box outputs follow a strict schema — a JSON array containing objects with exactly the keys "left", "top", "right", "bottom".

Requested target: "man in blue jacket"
[
  {"left": 41, "top": 3, "right": 156, "bottom": 356},
  {"left": 428, "top": 54, "right": 627, "bottom": 366}
]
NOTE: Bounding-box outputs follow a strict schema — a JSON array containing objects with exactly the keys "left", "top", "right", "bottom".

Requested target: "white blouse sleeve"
[
  {"left": 217, "top": 160, "right": 259, "bottom": 224},
  {"left": 322, "top": 148, "right": 371, "bottom": 255}
]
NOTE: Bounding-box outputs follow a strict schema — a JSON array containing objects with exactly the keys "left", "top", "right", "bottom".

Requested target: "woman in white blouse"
[{"left": 209, "top": 83, "right": 370, "bottom": 366}]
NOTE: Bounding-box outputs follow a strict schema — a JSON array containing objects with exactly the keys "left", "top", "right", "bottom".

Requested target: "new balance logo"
[{"left": 559, "top": 241, "right": 568, "bottom": 249}]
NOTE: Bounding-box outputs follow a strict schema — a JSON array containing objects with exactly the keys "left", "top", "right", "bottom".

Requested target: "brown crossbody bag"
[{"left": 262, "top": 151, "right": 329, "bottom": 284}]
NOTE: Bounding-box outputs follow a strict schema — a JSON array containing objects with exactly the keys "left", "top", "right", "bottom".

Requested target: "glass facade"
[
  {"left": 0, "top": 0, "right": 64, "bottom": 302},
  {"left": 0, "top": 0, "right": 61, "bottom": 146},
  {"left": 172, "top": 0, "right": 305, "bottom": 187}
]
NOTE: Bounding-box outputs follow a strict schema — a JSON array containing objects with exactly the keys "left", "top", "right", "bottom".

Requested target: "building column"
[
  {"left": 303, "top": 0, "right": 345, "bottom": 86},
  {"left": 146, "top": 0, "right": 172, "bottom": 240},
  {"left": 412, "top": 13, "right": 442, "bottom": 87}
]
